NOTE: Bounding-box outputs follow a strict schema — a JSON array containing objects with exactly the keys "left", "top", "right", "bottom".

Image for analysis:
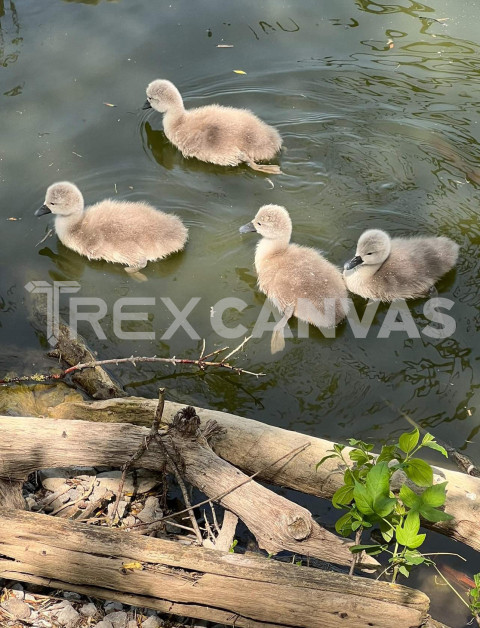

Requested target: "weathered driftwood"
[
  {"left": 27, "top": 292, "right": 125, "bottom": 399},
  {"left": 0, "top": 509, "right": 431, "bottom": 628},
  {"left": 0, "top": 414, "right": 372, "bottom": 569},
  {"left": 49, "top": 396, "right": 480, "bottom": 553}
]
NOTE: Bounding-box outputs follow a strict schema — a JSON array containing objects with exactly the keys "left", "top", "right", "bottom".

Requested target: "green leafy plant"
[
  {"left": 469, "top": 574, "right": 480, "bottom": 623},
  {"left": 317, "top": 428, "right": 454, "bottom": 582}
]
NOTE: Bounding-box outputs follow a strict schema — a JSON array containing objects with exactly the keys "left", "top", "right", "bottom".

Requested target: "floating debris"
[
  {"left": 217, "top": 44, "right": 234, "bottom": 48},
  {"left": 103, "top": 102, "right": 116, "bottom": 107},
  {"left": 233, "top": 69, "right": 247, "bottom": 75}
]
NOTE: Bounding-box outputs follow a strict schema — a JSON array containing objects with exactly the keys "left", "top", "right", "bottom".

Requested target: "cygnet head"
[
  {"left": 143, "top": 79, "right": 183, "bottom": 113},
  {"left": 344, "top": 229, "right": 391, "bottom": 271},
  {"left": 239, "top": 204, "right": 292, "bottom": 241},
  {"left": 35, "top": 181, "right": 84, "bottom": 217}
]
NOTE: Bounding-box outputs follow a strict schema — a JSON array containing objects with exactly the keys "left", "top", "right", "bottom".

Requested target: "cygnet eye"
[
  {"left": 256, "top": 222, "right": 262, "bottom": 226},
  {"left": 50, "top": 202, "right": 56, "bottom": 206},
  {"left": 365, "top": 252, "right": 373, "bottom": 255}
]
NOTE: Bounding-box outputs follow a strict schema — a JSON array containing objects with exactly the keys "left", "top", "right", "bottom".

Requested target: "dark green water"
[{"left": 1, "top": 0, "right": 479, "bottom": 624}]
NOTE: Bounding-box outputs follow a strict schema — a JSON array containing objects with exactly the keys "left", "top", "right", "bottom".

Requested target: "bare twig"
[
  {"left": 109, "top": 388, "right": 167, "bottom": 525},
  {"left": 131, "top": 441, "right": 311, "bottom": 529},
  {"left": 156, "top": 434, "right": 204, "bottom": 545},
  {"left": 0, "top": 338, "right": 264, "bottom": 385},
  {"left": 35, "top": 228, "right": 54, "bottom": 247},
  {"left": 349, "top": 527, "right": 362, "bottom": 576}
]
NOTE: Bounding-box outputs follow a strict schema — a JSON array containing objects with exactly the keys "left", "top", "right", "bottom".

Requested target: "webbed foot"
[{"left": 247, "top": 161, "right": 283, "bottom": 175}]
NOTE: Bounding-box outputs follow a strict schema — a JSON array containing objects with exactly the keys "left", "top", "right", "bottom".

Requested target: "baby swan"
[
  {"left": 143, "top": 79, "right": 282, "bottom": 174},
  {"left": 240, "top": 205, "right": 349, "bottom": 353},
  {"left": 35, "top": 182, "right": 188, "bottom": 277},
  {"left": 343, "top": 229, "right": 459, "bottom": 301}
]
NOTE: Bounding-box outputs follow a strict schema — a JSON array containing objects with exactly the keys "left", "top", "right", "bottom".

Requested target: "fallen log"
[
  {"left": 0, "top": 413, "right": 371, "bottom": 569},
  {"left": 0, "top": 508, "right": 431, "bottom": 628},
  {"left": 49, "top": 396, "right": 480, "bottom": 553}
]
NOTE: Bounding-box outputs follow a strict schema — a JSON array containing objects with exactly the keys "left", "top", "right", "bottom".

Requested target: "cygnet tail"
[{"left": 271, "top": 330, "right": 286, "bottom": 354}]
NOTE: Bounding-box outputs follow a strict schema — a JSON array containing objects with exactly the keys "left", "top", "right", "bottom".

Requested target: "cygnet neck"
[
  {"left": 255, "top": 235, "right": 290, "bottom": 266},
  {"left": 54, "top": 209, "right": 84, "bottom": 238},
  {"left": 164, "top": 97, "right": 186, "bottom": 126}
]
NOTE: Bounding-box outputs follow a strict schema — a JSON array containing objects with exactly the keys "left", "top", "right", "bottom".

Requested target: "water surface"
[{"left": 1, "top": 1, "right": 479, "bottom": 624}]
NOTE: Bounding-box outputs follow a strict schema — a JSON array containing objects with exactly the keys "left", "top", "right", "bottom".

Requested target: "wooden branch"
[
  {"left": 0, "top": 415, "right": 374, "bottom": 569},
  {"left": 27, "top": 292, "right": 125, "bottom": 399},
  {"left": 0, "top": 509, "right": 431, "bottom": 628},
  {"left": 49, "top": 397, "right": 480, "bottom": 553}
]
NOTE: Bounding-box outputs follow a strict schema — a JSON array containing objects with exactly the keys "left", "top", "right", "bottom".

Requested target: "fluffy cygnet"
[
  {"left": 35, "top": 182, "right": 188, "bottom": 276},
  {"left": 143, "top": 79, "right": 282, "bottom": 174},
  {"left": 240, "top": 205, "right": 349, "bottom": 353},
  {"left": 343, "top": 229, "right": 459, "bottom": 301}
]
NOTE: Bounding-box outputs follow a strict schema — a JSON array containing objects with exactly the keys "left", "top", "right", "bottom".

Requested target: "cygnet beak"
[
  {"left": 142, "top": 99, "right": 152, "bottom": 110},
  {"left": 344, "top": 255, "right": 363, "bottom": 271},
  {"left": 239, "top": 221, "right": 257, "bottom": 234},
  {"left": 35, "top": 204, "right": 52, "bottom": 217}
]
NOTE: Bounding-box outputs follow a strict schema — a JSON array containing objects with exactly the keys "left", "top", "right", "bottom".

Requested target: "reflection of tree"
[
  {"left": 354, "top": 0, "right": 434, "bottom": 17},
  {"left": 0, "top": 0, "right": 22, "bottom": 70},
  {"left": 403, "top": 337, "right": 471, "bottom": 397},
  {"left": 0, "top": 286, "right": 17, "bottom": 328}
]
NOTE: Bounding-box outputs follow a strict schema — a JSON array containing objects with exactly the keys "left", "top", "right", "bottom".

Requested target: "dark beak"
[
  {"left": 344, "top": 255, "right": 363, "bottom": 271},
  {"left": 239, "top": 221, "right": 257, "bottom": 234},
  {"left": 35, "top": 204, "right": 52, "bottom": 217},
  {"left": 142, "top": 99, "right": 152, "bottom": 110}
]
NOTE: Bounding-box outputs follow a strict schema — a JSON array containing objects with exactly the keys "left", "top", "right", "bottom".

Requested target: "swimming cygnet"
[
  {"left": 143, "top": 79, "right": 282, "bottom": 174},
  {"left": 343, "top": 229, "right": 459, "bottom": 301},
  {"left": 35, "top": 182, "right": 188, "bottom": 277},
  {"left": 240, "top": 205, "right": 349, "bottom": 353}
]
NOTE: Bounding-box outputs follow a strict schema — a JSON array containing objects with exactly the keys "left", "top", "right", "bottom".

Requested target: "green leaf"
[
  {"left": 404, "top": 511, "right": 420, "bottom": 537},
  {"left": 398, "top": 428, "right": 419, "bottom": 454},
  {"left": 349, "top": 449, "right": 370, "bottom": 466},
  {"left": 398, "top": 565, "right": 410, "bottom": 578},
  {"left": 417, "top": 505, "right": 453, "bottom": 523},
  {"left": 350, "top": 544, "right": 386, "bottom": 556},
  {"left": 334, "top": 443, "right": 345, "bottom": 455},
  {"left": 406, "top": 533, "right": 426, "bottom": 549},
  {"left": 351, "top": 520, "right": 362, "bottom": 531},
  {"left": 423, "top": 440, "right": 448, "bottom": 458},
  {"left": 335, "top": 511, "right": 354, "bottom": 536},
  {"left": 344, "top": 469, "right": 355, "bottom": 486},
  {"left": 349, "top": 544, "right": 382, "bottom": 553},
  {"left": 395, "top": 513, "right": 426, "bottom": 549},
  {"left": 365, "top": 462, "right": 391, "bottom": 501},
  {"left": 353, "top": 482, "right": 374, "bottom": 516},
  {"left": 332, "top": 485, "right": 354, "bottom": 508},
  {"left": 421, "top": 482, "right": 448, "bottom": 507},
  {"left": 373, "top": 495, "right": 397, "bottom": 517},
  {"left": 421, "top": 433, "right": 434, "bottom": 445},
  {"left": 399, "top": 484, "right": 420, "bottom": 509},
  {"left": 379, "top": 520, "right": 394, "bottom": 543},
  {"left": 377, "top": 445, "right": 397, "bottom": 463},
  {"left": 404, "top": 550, "right": 425, "bottom": 565},
  {"left": 404, "top": 458, "right": 433, "bottom": 487},
  {"left": 315, "top": 453, "right": 337, "bottom": 469}
]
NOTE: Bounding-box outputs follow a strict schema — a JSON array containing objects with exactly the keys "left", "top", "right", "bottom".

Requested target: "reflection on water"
[
  {"left": 355, "top": 0, "right": 435, "bottom": 17},
  {"left": 0, "top": 0, "right": 22, "bottom": 71},
  {"left": 1, "top": 1, "right": 480, "bottom": 623}
]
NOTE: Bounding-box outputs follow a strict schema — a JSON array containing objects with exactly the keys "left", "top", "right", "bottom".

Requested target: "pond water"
[{"left": 1, "top": 0, "right": 479, "bottom": 624}]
